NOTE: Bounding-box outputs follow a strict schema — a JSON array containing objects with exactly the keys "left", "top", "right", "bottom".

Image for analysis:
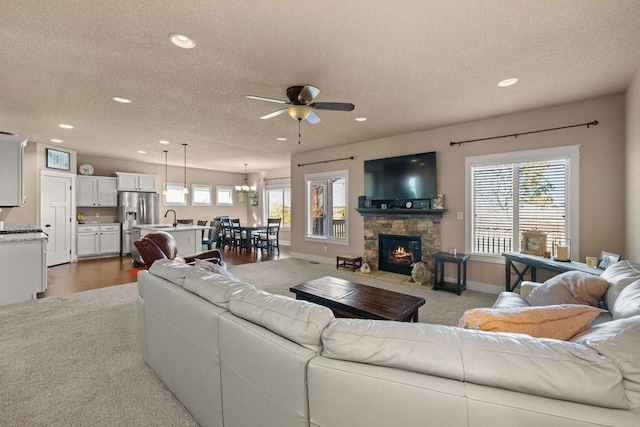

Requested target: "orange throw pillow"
[{"left": 459, "top": 304, "right": 602, "bottom": 340}]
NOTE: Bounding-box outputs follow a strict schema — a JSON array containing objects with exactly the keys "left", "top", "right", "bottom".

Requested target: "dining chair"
[
  {"left": 218, "top": 217, "right": 232, "bottom": 249},
  {"left": 202, "top": 226, "right": 217, "bottom": 251},
  {"left": 230, "top": 218, "right": 247, "bottom": 251},
  {"left": 256, "top": 218, "right": 281, "bottom": 252},
  {"left": 176, "top": 219, "right": 194, "bottom": 225},
  {"left": 197, "top": 220, "right": 212, "bottom": 250}
]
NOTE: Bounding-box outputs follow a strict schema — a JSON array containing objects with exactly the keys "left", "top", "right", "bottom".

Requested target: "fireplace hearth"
[{"left": 379, "top": 234, "right": 421, "bottom": 275}]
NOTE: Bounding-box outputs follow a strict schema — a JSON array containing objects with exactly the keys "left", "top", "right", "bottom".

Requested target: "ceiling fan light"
[{"left": 287, "top": 105, "right": 312, "bottom": 120}]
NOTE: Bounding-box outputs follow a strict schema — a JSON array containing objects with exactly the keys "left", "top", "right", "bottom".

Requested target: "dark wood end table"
[
  {"left": 290, "top": 276, "right": 425, "bottom": 322},
  {"left": 432, "top": 251, "right": 470, "bottom": 295}
]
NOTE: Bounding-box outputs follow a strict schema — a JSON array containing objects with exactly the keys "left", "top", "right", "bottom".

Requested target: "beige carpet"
[
  {"left": 0, "top": 257, "right": 497, "bottom": 426},
  {"left": 0, "top": 283, "right": 197, "bottom": 427},
  {"left": 230, "top": 258, "right": 497, "bottom": 326}
]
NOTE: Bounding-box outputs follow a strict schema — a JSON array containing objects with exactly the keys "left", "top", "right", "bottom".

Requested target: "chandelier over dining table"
[{"left": 235, "top": 163, "right": 256, "bottom": 194}]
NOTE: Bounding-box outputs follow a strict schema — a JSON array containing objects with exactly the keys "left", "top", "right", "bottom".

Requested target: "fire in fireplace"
[{"left": 378, "top": 234, "right": 422, "bottom": 275}]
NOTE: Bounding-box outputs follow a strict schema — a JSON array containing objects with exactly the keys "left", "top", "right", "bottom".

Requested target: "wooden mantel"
[{"left": 356, "top": 208, "right": 447, "bottom": 218}]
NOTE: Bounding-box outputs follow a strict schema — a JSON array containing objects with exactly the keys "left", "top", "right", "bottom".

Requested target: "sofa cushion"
[
  {"left": 459, "top": 304, "right": 602, "bottom": 340},
  {"left": 610, "top": 279, "right": 640, "bottom": 320},
  {"left": 183, "top": 268, "right": 255, "bottom": 309},
  {"left": 148, "top": 258, "right": 198, "bottom": 286},
  {"left": 571, "top": 315, "right": 640, "bottom": 407},
  {"left": 600, "top": 260, "right": 640, "bottom": 311},
  {"left": 321, "top": 319, "right": 630, "bottom": 409},
  {"left": 229, "top": 289, "right": 334, "bottom": 351},
  {"left": 524, "top": 271, "right": 610, "bottom": 307}
]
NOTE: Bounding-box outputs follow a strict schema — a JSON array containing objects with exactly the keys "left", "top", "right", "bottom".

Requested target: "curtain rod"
[
  {"left": 297, "top": 156, "right": 354, "bottom": 167},
  {"left": 450, "top": 120, "right": 598, "bottom": 147},
  {"left": 263, "top": 176, "right": 290, "bottom": 181}
]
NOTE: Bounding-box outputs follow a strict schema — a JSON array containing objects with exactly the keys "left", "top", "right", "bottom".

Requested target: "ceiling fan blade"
[
  {"left": 246, "top": 95, "right": 287, "bottom": 104},
  {"left": 260, "top": 108, "right": 288, "bottom": 119},
  {"left": 310, "top": 102, "right": 355, "bottom": 111},
  {"left": 298, "top": 85, "right": 320, "bottom": 104},
  {"left": 306, "top": 111, "right": 322, "bottom": 124}
]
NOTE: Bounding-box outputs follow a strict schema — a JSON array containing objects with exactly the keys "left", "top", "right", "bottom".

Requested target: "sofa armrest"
[{"left": 520, "top": 281, "right": 542, "bottom": 298}]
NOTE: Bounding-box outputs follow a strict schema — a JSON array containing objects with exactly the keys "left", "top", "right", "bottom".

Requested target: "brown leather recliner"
[{"left": 134, "top": 231, "right": 223, "bottom": 268}]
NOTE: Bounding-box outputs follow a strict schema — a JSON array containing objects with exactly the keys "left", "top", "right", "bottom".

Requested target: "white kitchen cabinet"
[
  {"left": 0, "top": 134, "right": 27, "bottom": 207},
  {"left": 76, "top": 176, "right": 117, "bottom": 207},
  {"left": 77, "top": 224, "right": 121, "bottom": 257},
  {"left": 115, "top": 172, "right": 158, "bottom": 192}
]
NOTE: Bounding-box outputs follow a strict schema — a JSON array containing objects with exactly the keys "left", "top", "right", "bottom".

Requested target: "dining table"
[{"left": 239, "top": 224, "right": 269, "bottom": 252}]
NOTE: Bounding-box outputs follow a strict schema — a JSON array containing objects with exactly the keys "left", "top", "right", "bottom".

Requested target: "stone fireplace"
[{"left": 360, "top": 210, "right": 443, "bottom": 281}]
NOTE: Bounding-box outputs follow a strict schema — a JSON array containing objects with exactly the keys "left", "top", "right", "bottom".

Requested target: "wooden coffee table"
[{"left": 290, "top": 276, "right": 425, "bottom": 322}]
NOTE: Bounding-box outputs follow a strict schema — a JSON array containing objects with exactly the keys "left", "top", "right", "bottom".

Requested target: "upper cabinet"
[
  {"left": 0, "top": 134, "right": 27, "bottom": 207},
  {"left": 77, "top": 176, "right": 117, "bottom": 207},
  {"left": 115, "top": 172, "right": 158, "bottom": 192}
]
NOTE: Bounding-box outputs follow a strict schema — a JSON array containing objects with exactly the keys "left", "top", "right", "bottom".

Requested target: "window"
[
  {"left": 191, "top": 184, "right": 212, "bottom": 206},
  {"left": 465, "top": 145, "right": 579, "bottom": 260},
  {"left": 305, "top": 170, "right": 348, "bottom": 243},
  {"left": 266, "top": 184, "right": 291, "bottom": 229},
  {"left": 164, "top": 182, "right": 187, "bottom": 206},
  {"left": 216, "top": 185, "right": 234, "bottom": 206}
]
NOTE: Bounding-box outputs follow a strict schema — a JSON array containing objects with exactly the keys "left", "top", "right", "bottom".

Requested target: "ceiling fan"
[{"left": 246, "top": 85, "right": 355, "bottom": 124}]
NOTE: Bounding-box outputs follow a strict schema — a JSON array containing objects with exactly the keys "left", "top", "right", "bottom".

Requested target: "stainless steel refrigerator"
[{"left": 118, "top": 191, "right": 159, "bottom": 258}]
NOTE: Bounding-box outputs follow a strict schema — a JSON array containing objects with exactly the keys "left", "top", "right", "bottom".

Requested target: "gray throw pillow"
[{"left": 525, "top": 271, "right": 610, "bottom": 307}]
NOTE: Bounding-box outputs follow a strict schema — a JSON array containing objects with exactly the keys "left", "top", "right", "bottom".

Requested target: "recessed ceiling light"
[
  {"left": 50, "top": 139, "right": 63, "bottom": 143},
  {"left": 355, "top": 117, "right": 367, "bottom": 122},
  {"left": 159, "top": 140, "right": 170, "bottom": 145},
  {"left": 112, "top": 96, "right": 132, "bottom": 104},
  {"left": 58, "top": 123, "right": 74, "bottom": 129},
  {"left": 277, "top": 137, "right": 287, "bottom": 141},
  {"left": 169, "top": 34, "right": 196, "bottom": 49},
  {"left": 497, "top": 78, "right": 519, "bottom": 87},
  {"left": 137, "top": 150, "right": 146, "bottom": 154}
]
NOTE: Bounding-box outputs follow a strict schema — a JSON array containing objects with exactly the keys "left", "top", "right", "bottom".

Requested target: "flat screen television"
[{"left": 364, "top": 151, "right": 437, "bottom": 202}]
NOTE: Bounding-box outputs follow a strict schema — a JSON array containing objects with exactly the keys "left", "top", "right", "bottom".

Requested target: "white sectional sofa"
[{"left": 136, "top": 259, "right": 640, "bottom": 427}]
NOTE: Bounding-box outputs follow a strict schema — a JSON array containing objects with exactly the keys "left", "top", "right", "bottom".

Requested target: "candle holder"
[{"left": 552, "top": 238, "right": 571, "bottom": 262}]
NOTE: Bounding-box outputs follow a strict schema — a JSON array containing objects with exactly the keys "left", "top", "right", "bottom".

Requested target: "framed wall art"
[
  {"left": 521, "top": 230, "right": 547, "bottom": 256},
  {"left": 597, "top": 251, "right": 620, "bottom": 269},
  {"left": 46, "top": 148, "right": 70, "bottom": 171}
]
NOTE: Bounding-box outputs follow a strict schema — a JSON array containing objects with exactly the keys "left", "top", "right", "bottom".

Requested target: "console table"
[{"left": 503, "top": 252, "right": 601, "bottom": 292}]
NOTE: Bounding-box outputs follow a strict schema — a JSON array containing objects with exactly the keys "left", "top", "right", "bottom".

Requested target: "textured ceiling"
[{"left": 1, "top": 1, "right": 640, "bottom": 173}]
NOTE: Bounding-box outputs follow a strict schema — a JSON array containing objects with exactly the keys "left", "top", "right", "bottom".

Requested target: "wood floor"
[{"left": 43, "top": 246, "right": 289, "bottom": 298}]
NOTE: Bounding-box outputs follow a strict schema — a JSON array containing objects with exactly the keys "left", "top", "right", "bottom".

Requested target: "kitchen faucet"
[{"left": 164, "top": 209, "right": 177, "bottom": 227}]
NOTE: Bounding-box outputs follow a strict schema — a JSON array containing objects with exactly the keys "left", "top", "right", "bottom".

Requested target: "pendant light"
[
  {"left": 162, "top": 150, "right": 169, "bottom": 195},
  {"left": 182, "top": 143, "right": 189, "bottom": 194},
  {"left": 235, "top": 163, "right": 256, "bottom": 193}
]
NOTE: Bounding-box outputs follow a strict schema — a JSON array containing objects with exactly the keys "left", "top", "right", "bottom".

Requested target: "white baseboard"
[{"left": 289, "top": 252, "right": 335, "bottom": 265}]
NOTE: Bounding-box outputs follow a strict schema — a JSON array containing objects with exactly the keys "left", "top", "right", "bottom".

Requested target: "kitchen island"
[
  {"left": 134, "top": 224, "right": 211, "bottom": 256},
  {"left": 0, "top": 229, "right": 48, "bottom": 306}
]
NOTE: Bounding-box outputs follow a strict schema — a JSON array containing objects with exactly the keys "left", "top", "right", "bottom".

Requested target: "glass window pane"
[
  {"left": 468, "top": 148, "right": 574, "bottom": 257},
  {"left": 305, "top": 171, "right": 348, "bottom": 242}
]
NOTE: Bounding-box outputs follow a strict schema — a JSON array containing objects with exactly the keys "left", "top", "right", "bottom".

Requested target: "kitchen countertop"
[
  {"left": 0, "top": 228, "right": 48, "bottom": 243},
  {"left": 135, "top": 224, "right": 212, "bottom": 232}
]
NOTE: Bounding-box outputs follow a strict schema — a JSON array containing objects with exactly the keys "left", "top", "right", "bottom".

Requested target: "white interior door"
[{"left": 41, "top": 172, "right": 73, "bottom": 266}]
